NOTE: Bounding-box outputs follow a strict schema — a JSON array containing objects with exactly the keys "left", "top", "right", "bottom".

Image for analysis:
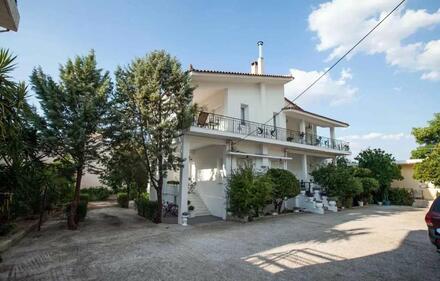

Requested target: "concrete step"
[{"left": 187, "top": 193, "right": 211, "bottom": 217}]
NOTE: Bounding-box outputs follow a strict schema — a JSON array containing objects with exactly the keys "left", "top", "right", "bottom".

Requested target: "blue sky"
[{"left": 2, "top": 0, "right": 440, "bottom": 160}]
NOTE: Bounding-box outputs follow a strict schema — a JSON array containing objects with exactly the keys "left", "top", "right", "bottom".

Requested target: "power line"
[{"left": 233, "top": 0, "right": 406, "bottom": 146}]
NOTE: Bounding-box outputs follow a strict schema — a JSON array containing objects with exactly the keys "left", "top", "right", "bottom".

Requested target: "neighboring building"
[
  {"left": 392, "top": 159, "right": 438, "bottom": 201},
  {"left": 0, "top": 0, "right": 19, "bottom": 32},
  {"left": 152, "top": 42, "right": 351, "bottom": 224}
]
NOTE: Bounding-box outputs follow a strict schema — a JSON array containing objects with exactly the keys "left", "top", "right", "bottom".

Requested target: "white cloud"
[
  {"left": 340, "top": 132, "right": 407, "bottom": 141},
  {"left": 309, "top": 0, "right": 440, "bottom": 81},
  {"left": 285, "top": 68, "right": 357, "bottom": 106},
  {"left": 340, "top": 132, "right": 416, "bottom": 160}
]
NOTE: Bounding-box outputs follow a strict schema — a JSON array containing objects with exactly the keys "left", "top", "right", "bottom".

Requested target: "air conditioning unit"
[{"left": 0, "top": 0, "right": 20, "bottom": 31}]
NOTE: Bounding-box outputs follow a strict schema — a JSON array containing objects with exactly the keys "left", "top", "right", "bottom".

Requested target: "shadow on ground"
[{"left": 0, "top": 206, "right": 438, "bottom": 281}]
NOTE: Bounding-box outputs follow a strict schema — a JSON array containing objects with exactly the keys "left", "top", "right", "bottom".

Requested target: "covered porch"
[{"left": 164, "top": 135, "right": 342, "bottom": 224}]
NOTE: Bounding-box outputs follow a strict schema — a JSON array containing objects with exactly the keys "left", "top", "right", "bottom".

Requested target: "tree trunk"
[
  {"left": 154, "top": 179, "right": 163, "bottom": 223},
  {"left": 68, "top": 167, "right": 82, "bottom": 230},
  {"left": 38, "top": 184, "right": 48, "bottom": 231}
]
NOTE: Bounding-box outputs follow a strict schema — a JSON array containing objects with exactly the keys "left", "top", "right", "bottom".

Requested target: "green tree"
[
  {"left": 266, "top": 168, "right": 300, "bottom": 213},
  {"left": 105, "top": 50, "right": 195, "bottom": 223},
  {"left": 411, "top": 113, "right": 440, "bottom": 159},
  {"left": 227, "top": 165, "right": 272, "bottom": 218},
  {"left": 355, "top": 148, "right": 402, "bottom": 201},
  {"left": 100, "top": 148, "right": 148, "bottom": 199},
  {"left": 411, "top": 114, "right": 440, "bottom": 186},
  {"left": 414, "top": 144, "right": 440, "bottom": 186},
  {"left": 311, "top": 158, "right": 363, "bottom": 206},
  {"left": 353, "top": 167, "right": 379, "bottom": 203},
  {"left": 0, "top": 49, "right": 48, "bottom": 219},
  {"left": 31, "top": 51, "right": 112, "bottom": 229}
]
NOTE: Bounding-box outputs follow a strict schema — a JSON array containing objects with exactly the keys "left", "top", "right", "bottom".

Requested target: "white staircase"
[{"left": 187, "top": 192, "right": 211, "bottom": 217}]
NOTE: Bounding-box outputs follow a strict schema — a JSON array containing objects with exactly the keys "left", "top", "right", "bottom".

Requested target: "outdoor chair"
[{"left": 197, "top": 111, "right": 209, "bottom": 127}]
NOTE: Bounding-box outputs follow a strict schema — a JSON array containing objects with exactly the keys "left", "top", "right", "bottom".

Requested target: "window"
[
  {"left": 240, "top": 104, "right": 248, "bottom": 125},
  {"left": 273, "top": 112, "right": 277, "bottom": 128}
]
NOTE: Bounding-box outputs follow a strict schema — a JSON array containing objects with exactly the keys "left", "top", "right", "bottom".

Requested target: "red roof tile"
[{"left": 189, "top": 65, "right": 293, "bottom": 79}]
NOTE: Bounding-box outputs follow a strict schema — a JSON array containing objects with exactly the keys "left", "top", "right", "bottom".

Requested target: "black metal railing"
[{"left": 193, "top": 111, "right": 350, "bottom": 152}]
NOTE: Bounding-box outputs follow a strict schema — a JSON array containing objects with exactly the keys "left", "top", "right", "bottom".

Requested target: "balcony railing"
[{"left": 192, "top": 112, "right": 350, "bottom": 152}]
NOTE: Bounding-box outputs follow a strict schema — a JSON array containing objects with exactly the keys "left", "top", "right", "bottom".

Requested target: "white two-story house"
[{"left": 156, "top": 42, "right": 350, "bottom": 224}]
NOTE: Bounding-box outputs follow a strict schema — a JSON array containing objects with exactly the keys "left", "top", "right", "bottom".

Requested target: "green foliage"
[
  {"left": 411, "top": 113, "right": 440, "bottom": 159},
  {"left": 249, "top": 175, "right": 272, "bottom": 216},
  {"left": 0, "top": 223, "right": 15, "bottom": 236},
  {"left": 31, "top": 50, "right": 112, "bottom": 229},
  {"left": 135, "top": 194, "right": 158, "bottom": 221},
  {"left": 77, "top": 200, "right": 88, "bottom": 221},
  {"left": 79, "top": 194, "right": 89, "bottom": 205},
  {"left": 227, "top": 166, "right": 272, "bottom": 218},
  {"left": 388, "top": 188, "right": 414, "bottom": 206},
  {"left": 117, "top": 192, "right": 129, "bottom": 208},
  {"left": 100, "top": 149, "right": 148, "bottom": 198},
  {"left": 80, "top": 187, "right": 111, "bottom": 201},
  {"left": 414, "top": 144, "right": 440, "bottom": 187},
  {"left": 311, "top": 158, "right": 363, "bottom": 203},
  {"left": 352, "top": 167, "right": 380, "bottom": 203},
  {"left": 104, "top": 50, "right": 196, "bottom": 223},
  {"left": 355, "top": 149, "right": 402, "bottom": 201},
  {"left": 266, "top": 168, "right": 300, "bottom": 213},
  {"left": 411, "top": 114, "right": 440, "bottom": 187},
  {"left": 1, "top": 49, "right": 76, "bottom": 220},
  {"left": 65, "top": 198, "right": 88, "bottom": 222}
]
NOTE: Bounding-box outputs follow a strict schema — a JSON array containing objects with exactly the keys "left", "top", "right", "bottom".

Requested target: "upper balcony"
[{"left": 190, "top": 111, "right": 350, "bottom": 153}]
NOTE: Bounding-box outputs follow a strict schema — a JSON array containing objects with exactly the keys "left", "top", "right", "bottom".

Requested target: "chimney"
[
  {"left": 257, "top": 41, "right": 264, "bottom": 74},
  {"left": 251, "top": 61, "right": 258, "bottom": 74}
]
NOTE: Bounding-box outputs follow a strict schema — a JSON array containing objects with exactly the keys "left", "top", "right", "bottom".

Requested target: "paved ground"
[{"left": 0, "top": 205, "right": 439, "bottom": 281}]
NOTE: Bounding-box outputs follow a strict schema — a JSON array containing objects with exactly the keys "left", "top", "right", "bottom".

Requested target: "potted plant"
[
  {"left": 188, "top": 205, "right": 195, "bottom": 217},
  {"left": 181, "top": 212, "right": 189, "bottom": 226}
]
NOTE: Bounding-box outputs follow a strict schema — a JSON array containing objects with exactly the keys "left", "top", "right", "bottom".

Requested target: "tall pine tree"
[
  {"left": 31, "top": 51, "right": 112, "bottom": 229},
  {"left": 105, "top": 50, "right": 195, "bottom": 223}
]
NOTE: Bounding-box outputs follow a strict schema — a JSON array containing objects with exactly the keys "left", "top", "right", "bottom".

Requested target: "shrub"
[
  {"left": 65, "top": 199, "right": 88, "bottom": 222},
  {"left": 135, "top": 194, "right": 158, "bottom": 221},
  {"left": 77, "top": 200, "right": 88, "bottom": 221},
  {"left": 227, "top": 165, "right": 272, "bottom": 218},
  {"left": 249, "top": 175, "right": 272, "bottom": 216},
  {"left": 0, "top": 223, "right": 16, "bottom": 236},
  {"left": 343, "top": 197, "right": 353, "bottom": 208},
  {"left": 266, "top": 168, "right": 300, "bottom": 213},
  {"left": 79, "top": 194, "right": 89, "bottom": 205},
  {"left": 117, "top": 192, "right": 129, "bottom": 208},
  {"left": 388, "top": 188, "right": 414, "bottom": 206},
  {"left": 80, "top": 187, "right": 111, "bottom": 201},
  {"left": 311, "top": 158, "right": 363, "bottom": 206},
  {"left": 358, "top": 177, "right": 379, "bottom": 203}
]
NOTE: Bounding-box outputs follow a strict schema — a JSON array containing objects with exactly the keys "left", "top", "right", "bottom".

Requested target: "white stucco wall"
[
  {"left": 287, "top": 153, "right": 303, "bottom": 180},
  {"left": 191, "top": 145, "right": 227, "bottom": 218},
  {"left": 225, "top": 83, "right": 285, "bottom": 125}
]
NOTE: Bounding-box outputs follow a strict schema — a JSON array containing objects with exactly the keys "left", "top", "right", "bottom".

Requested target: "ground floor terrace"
[
  {"left": 149, "top": 135, "right": 347, "bottom": 223},
  {"left": 1, "top": 205, "right": 438, "bottom": 281}
]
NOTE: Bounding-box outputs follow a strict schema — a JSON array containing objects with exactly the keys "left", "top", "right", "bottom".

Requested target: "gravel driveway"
[{"left": 0, "top": 205, "right": 438, "bottom": 281}]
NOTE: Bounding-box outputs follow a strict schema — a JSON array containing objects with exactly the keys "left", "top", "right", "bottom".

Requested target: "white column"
[
  {"left": 330, "top": 127, "right": 336, "bottom": 148},
  {"left": 261, "top": 144, "right": 269, "bottom": 170},
  {"left": 178, "top": 135, "right": 190, "bottom": 225},
  {"left": 299, "top": 120, "right": 306, "bottom": 143},
  {"left": 301, "top": 154, "right": 308, "bottom": 181},
  {"left": 283, "top": 149, "right": 288, "bottom": 170}
]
